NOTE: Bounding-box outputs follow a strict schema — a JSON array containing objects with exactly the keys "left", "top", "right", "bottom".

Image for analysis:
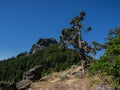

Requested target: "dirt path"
[{"left": 28, "top": 66, "right": 114, "bottom": 90}]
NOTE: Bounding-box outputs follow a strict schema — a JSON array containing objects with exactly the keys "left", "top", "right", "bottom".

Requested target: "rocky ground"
[
  {"left": 28, "top": 66, "right": 115, "bottom": 90},
  {"left": 0, "top": 65, "right": 43, "bottom": 90}
]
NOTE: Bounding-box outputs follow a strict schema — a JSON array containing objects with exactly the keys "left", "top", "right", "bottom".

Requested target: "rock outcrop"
[
  {"left": 16, "top": 80, "right": 31, "bottom": 90},
  {"left": 0, "top": 65, "right": 43, "bottom": 90},
  {"left": 23, "top": 65, "right": 43, "bottom": 82},
  {"left": 16, "top": 65, "right": 43, "bottom": 90},
  {"left": 30, "top": 38, "right": 57, "bottom": 54}
]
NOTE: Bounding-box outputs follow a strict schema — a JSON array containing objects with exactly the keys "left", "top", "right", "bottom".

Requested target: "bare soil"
[{"left": 28, "top": 66, "right": 113, "bottom": 90}]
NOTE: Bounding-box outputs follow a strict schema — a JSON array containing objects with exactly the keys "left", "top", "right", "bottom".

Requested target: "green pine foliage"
[
  {"left": 89, "top": 29, "right": 120, "bottom": 89},
  {"left": 0, "top": 45, "right": 80, "bottom": 83}
]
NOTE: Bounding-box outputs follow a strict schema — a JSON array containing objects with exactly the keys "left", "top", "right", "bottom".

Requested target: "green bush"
[{"left": 89, "top": 35, "right": 120, "bottom": 89}]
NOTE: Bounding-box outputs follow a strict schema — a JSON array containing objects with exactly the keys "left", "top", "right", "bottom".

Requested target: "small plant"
[
  {"left": 59, "top": 72, "right": 68, "bottom": 80},
  {"left": 91, "top": 80, "right": 101, "bottom": 84}
]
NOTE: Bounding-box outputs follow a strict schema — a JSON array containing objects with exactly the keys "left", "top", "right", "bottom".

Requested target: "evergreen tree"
[
  {"left": 92, "top": 27, "right": 120, "bottom": 50},
  {"left": 89, "top": 28, "right": 120, "bottom": 89},
  {"left": 59, "top": 11, "right": 95, "bottom": 71},
  {"left": 106, "top": 27, "right": 120, "bottom": 41}
]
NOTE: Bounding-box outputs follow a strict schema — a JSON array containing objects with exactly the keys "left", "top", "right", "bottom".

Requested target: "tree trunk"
[{"left": 78, "top": 27, "right": 85, "bottom": 73}]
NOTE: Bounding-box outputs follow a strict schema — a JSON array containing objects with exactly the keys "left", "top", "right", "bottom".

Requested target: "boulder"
[
  {"left": 23, "top": 65, "right": 43, "bottom": 82},
  {"left": 0, "top": 65, "right": 43, "bottom": 90},
  {"left": 16, "top": 80, "right": 31, "bottom": 90},
  {"left": 16, "top": 65, "right": 43, "bottom": 90},
  {"left": 0, "top": 81, "right": 16, "bottom": 90}
]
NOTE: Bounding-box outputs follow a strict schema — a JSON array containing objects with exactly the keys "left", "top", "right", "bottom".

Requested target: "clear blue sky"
[{"left": 0, "top": 0, "right": 120, "bottom": 60}]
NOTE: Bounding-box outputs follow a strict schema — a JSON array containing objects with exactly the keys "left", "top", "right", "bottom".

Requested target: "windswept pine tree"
[{"left": 59, "top": 11, "right": 96, "bottom": 71}]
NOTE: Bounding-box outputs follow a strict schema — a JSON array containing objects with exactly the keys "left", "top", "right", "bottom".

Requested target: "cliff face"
[{"left": 30, "top": 38, "right": 57, "bottom": 54}]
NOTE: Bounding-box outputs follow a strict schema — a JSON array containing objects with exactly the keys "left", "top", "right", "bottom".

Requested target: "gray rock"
[
  {"left": 23, "top": 65, "right": 43, "bottom": 82},
  {"left": 72, "top": 71, "right": 83, "bottom": 78},
  {"left": 0, "top": 65, "right": 43, "bottom": 90},
  {"left": 16, "top": 65, "right": 43, "bottom": 90},
  {"left": 59, "top": 72, "right": 68, "bottom": 80},
  {"left": 0, "top": 81, "right": 16, "bottom": 90},
  {"left": 97, "top": 84, "right": 116, "bottom": 90},
  {"left": 16, "top": 80, "right": 31, "bottom": 90},
  {"left": 30, "top": 38, "right": 57, "bottom": 54}
]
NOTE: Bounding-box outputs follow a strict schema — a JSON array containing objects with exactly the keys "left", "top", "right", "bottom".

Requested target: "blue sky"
[{"left": 0, "top": 0, "right": 120, "bottom": 60}]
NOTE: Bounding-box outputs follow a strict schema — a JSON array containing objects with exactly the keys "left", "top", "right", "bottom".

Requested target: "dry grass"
[{"left": 28, "top": 66, "right": 104, "bottom": 90}]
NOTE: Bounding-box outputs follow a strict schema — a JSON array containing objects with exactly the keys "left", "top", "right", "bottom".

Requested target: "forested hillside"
[{"left": 0, "top": 45, "right": 80, "bottom": 83}]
